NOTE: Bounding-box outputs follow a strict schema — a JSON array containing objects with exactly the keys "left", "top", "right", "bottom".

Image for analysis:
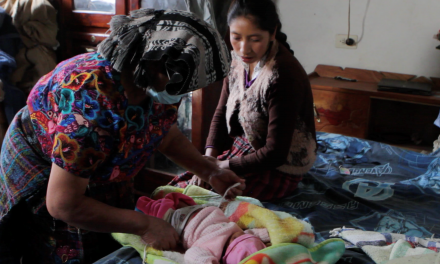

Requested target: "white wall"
[{"left": 278, "top": 0, "right": 440, "bottom": 78}]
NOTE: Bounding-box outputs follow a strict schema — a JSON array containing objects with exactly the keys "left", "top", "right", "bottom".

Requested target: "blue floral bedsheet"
[{"left": 263, "top": 132, "right": 440, "bottom": 264}]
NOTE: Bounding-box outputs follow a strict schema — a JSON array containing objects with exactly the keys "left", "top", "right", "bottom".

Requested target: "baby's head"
[{"left": 223, "top": 232, "right": 266, "bottom": 264}]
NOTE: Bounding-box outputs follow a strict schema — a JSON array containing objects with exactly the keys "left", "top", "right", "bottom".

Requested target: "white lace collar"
[
  {"left": 232, "top": 51, "right": 268, "bottom": 81},
  {"left": 243, "top": 54, "right": 267, "bottom": 81}
]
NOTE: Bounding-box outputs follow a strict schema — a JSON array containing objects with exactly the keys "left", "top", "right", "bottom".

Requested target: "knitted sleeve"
[{"left": 184, "top": 246, "right": 220, "bottom": 264}]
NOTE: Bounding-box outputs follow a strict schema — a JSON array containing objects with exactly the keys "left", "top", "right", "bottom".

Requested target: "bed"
[
  {"left": 97, "top": 131, "right": 440, "bottom": 264},
  {"left": 262, "top": 131, "right": 440, "bottom": 263}
]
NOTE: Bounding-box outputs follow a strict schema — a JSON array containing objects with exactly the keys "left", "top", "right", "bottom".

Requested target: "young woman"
[
  {"left": 0, "top": 9, "right": 244, "bottom": 264},
  {"left": 171, "top": 0, "right": 317, "bottom": 202}
]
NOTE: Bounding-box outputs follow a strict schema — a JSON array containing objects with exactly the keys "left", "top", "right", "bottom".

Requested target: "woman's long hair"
[{"left": 227, "top": 0, "right": 294, "bottom": 55}]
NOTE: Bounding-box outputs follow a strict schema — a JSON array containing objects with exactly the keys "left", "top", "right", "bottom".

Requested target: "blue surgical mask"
[{"left": 146, "top": 88, "right": 185, "bottom": 104}]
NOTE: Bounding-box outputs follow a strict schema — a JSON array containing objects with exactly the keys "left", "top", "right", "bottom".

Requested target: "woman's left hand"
[{"left": 203, "top": 155, "right": 230, "bottom": 170}]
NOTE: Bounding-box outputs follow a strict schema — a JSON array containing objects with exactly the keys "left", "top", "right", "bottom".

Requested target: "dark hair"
[{"left": 227, "top": 0, "right": 294, "bottom": 55}]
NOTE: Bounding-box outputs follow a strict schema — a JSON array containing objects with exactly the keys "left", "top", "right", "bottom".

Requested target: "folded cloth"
[
  {"left": 386, "top": 252, "right": 440, "bottom": 264},
  {"left": 3, "top": 0, "right": 59, "bottom": 92},
  {"left": 330, "top": 227, "right": 440, "bottom": 264}
]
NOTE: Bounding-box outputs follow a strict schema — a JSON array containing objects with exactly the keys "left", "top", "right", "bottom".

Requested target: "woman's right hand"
[
  {"left": 48, "top": 163, "right": 179, "bottom": 251},
  {"left": 208, "top": 169, "right": 245, "bottom": 199},
  {"left": 140, "top": 216, "right": 179, "bottom": 250},
  {"left": 202, "top": 155, "right": 245, "bottom": 199}
]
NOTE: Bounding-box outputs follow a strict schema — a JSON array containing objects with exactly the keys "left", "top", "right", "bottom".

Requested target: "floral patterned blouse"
[{"left": 27, "top": 52, "right": 178, "bottom": 184}]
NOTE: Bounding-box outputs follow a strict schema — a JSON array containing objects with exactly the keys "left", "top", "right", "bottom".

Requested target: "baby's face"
[{"left": 227, "top": 230, "right": 245, "bottom": 247}]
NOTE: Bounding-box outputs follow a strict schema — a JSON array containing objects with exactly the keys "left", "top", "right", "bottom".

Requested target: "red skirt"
[{"left": 169, "top": 136, "right": 302, "bottom": 202}]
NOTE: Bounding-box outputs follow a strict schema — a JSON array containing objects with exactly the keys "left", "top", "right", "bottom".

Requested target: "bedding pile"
[{"left": 330, "top": 226, "right": 440, "bottom": 264}]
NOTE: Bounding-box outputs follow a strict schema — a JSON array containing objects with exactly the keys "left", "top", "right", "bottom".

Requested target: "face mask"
[
  {"left": 146, "top": 88, "right": 185, "bottom": 104},
  {"left": 146, "top": 66, "right": 185, "bottom": 104}
]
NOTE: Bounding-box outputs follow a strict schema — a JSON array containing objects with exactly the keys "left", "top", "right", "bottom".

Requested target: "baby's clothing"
[
  {"left": 223, "top": 233, "right": 267, "bottom": 264},
  {"left": 170, "top": 205, "right": 205, "bottom": 236},
  {"left": 183, "top": 206, "right": 243, "bottom": 263},
  {"left": 136, "top": 193, "right": 269, "bottom": 264},
  {"left": 136, "top": 192, "right": 196, "bottom": 219}
]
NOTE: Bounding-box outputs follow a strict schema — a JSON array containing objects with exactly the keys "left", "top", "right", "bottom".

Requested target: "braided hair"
[{"left": 227, "top": 0, "right": 294, "bottom": 55}]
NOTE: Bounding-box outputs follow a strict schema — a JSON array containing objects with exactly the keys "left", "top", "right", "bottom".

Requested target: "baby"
[{"left": 136, "top": 193, "right": 268, "bottom": 264}]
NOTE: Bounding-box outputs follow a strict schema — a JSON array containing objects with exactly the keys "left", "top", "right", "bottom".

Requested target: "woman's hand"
[
  {"left": 189, "top": 175, "right": 211, "bottom": 189},
  {"left": 159, "top": 124, "right": 244, "bottom": 199},
  {"left": 202, "top": 155, "right": 243, "bottom": 199},
  {"left": 208, "top": 169, "right": 245, "bottom": 200},
  {"left": 47, "top": 163, "right": 179, "bottom": 245},
  {"left": 140, "top": 216, "right": 179, "bottom": 250},
  {"left": 203, "top": 155, "right": 230, "bottom": 170}
]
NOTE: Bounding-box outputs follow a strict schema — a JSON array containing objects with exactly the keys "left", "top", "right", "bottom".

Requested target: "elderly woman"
[{"left": 0, "top": 9, "right": 244, "bottom": 264}]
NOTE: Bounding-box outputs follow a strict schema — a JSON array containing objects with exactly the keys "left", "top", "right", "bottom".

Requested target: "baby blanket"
[
  {"left": 112, "top": 185, "right": 345, "bottom": 264},
  {"left": 112, "top": 233, "right": 345, "bottom": 264},
  {"left": 224, "top": 200, "right": 314, "bottom": 246}
]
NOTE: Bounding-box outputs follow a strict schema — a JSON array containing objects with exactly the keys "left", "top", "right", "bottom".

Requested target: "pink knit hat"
[{"left": 222, "top": 234, "right": 266, "bottom": 264}]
